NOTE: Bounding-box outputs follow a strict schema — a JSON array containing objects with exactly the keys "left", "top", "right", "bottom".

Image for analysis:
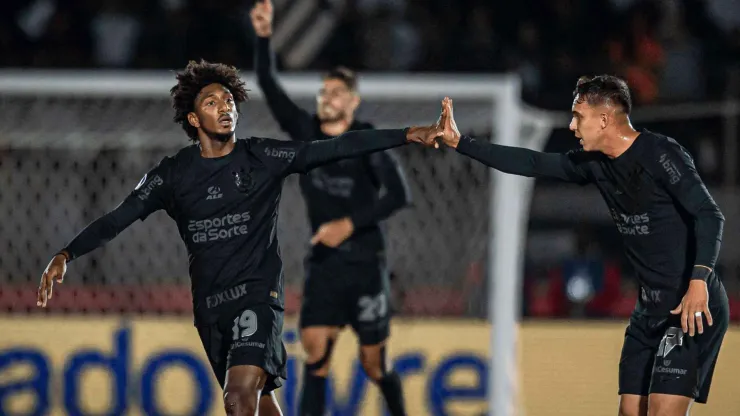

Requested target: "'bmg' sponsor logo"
[
  {"left": 264, "top": 147, "right": 296, "bottom": 161},
  {"left": 136, "top": 174, "right": 163, "bottom": 201},
  {"left": 659, "top": 153, "right": 682, "bottom": 184},
  {"left": 188, "top": 212, "right": 250, "bottom": 243}
]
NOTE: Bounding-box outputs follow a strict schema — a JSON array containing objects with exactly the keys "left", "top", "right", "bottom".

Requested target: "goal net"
[{"left": 0, "top": 70, "right": 555, "bottom": 415}]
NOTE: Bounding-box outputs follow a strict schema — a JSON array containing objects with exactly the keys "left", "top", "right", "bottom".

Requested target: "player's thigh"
[
  {"left": 646, "top": 393, "right": 692, "bottom": 416},
  {"left": 196, "top": 323, "right": 229, "bottom": 389},
  {"left": 349, "top": 262, "right": 392, "bottom": 346},
  {"left": 618, "top": 394, "right": 648, "bottom": 416},
  {"left": 300, "top": 263, "right": 348, "bottom": 330},
  {"left": 226, "top": 303, "right": 287, "bottom": 392},
  {"left": 223, "top": 364, "right": 268, "bottom": 414},
  {"left": 619, "top": 314, "right": 656, "bottom": 400}
]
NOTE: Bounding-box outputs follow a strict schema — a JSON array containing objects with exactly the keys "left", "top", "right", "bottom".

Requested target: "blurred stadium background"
[{"left": 1, "top": 0, "right": 740, "bottom": 415}]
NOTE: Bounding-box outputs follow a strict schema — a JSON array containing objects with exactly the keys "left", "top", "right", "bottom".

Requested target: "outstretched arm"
[
  {"left": 291, "top": 129, "right": 408, "bottom": 173},
  {"left": 59, "top": 196, "right": 151, "bottom": 262},
  {"left": 251, "top": 0, "right": 314, "bottom": 140},
  {"left": 455, "top": 136, "right": 591, "bottom": 182},
  {"left": 256, "top": 125, "right": 441, "bottom": 177},
  {"left": 440, "top": 97, "right": 592, "bottom": 184},
  {"left": 290, "top": 126, "right": 442, "bottom": 174}
]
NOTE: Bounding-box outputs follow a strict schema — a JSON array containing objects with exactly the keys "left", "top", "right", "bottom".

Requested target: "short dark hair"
[
  {"left": 170, "top": 60, "right": 249, "bottom": 141},
  {"left": 573, "top": 75, "right": 632, "bottom": 115},
  {"left": 323, "top": 66, "right": 358, "bottom": 91}
]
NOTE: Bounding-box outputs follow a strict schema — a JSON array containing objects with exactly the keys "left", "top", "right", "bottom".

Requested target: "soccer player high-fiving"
[
  {"left": 436, "top": 77, "right": 728, "bottom": 416},
  {"left": 38, "top": 60, "right": 443, "bottom": 415}
]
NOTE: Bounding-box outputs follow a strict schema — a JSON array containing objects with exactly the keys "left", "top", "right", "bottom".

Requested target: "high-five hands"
[
  {"left": 405, "top": 97, "right": 462, "bottom": 149},
  {"left": 439, "top": 97, "right": 462, "bottom": 148},
  {"left": 405, "top": 125, "right": 443, "bottom": 148},
  {"left": 250, "top": 0, "right": 273, "bottom": 38}
]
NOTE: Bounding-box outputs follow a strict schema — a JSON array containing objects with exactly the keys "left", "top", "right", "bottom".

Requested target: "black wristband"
[{"left": 690, "top": 266, "right": 712, "bottom": 281}]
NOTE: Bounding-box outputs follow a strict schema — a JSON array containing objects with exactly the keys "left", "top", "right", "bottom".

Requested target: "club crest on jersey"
[{"left": 233, "top": 167, "right": 254, "bottom": 193}]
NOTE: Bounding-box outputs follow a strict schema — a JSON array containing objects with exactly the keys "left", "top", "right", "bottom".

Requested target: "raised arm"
[
  {"left": 439, "top": 97, "right": 592, "bottom": 184},
  {"left": 38, "top": 158, "right": 173, "bottom": 307},
  {"left": 251, "top": 0, "right": 313, "bottom": 140}
]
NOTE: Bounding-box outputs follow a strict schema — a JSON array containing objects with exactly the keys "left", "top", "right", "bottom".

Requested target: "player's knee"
[
  {"left": 301, "top": 331, "right": 335, "bottom": 377},
  {"left": 618, "top": 396, "right": 647, "bottom": 416},
  {"left": 359, "top": 345, "right": 387, "bottom": 382},
  {"left": 259, "top": 392, "right": 283, "bottom": 416},
  {"left": 647, "top": 393, "right": 692, "bottom": 416},
  {"left": 618, "top": 407, "right": 643, "bottom": 416},
  {"left": 223, "top": 385, "right": 259, "bottom": 416},
  {"left": 646, "top": 403, "right": 687, "bottom": 416}
]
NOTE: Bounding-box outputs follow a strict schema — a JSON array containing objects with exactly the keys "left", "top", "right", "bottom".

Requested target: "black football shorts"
[
  {"left": 618, "top": 285, "right": 729, "bottom": 403},
  {"left": 197, "top": 303, "right": 287, "bottom": 393},
  {"left": 300, "top": 259, "right": 392, "bottom": 345}
]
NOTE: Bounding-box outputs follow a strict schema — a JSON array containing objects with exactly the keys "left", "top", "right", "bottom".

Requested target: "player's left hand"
[
  {"left": 671, "top": 280, "right": 713, "bottom": 336},
  {"left": 310, "top": 217, "right": 354, "bottom": 248}
]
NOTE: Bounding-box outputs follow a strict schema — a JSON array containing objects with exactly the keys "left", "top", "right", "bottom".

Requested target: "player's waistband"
[{"left": 192, "top": 282, "right": 283, "bottom": 326}]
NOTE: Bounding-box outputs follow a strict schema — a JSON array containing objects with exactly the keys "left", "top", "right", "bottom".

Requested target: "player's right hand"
[
  {"left": 250, "top": 0, "right": 274, "bottom": 38},
  {"left": 37, "top": 254, "right": 67, "bottom": 308},
  {"left": 439, "top": 97, "right": 462, "bottom": 148},
  {"left": 406, "top": 125, "right": 443, "bottom": 147}
]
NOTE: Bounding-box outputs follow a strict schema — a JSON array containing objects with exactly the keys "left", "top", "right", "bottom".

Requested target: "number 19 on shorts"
[{"left": 232, "top": 309, "right": 258, "bottom": 341}]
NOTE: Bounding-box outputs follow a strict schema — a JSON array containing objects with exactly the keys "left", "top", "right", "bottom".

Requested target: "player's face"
[
  {"left": 569, "top": 98, "right": 606, "bottom": 152},
  {"left": 191, "top": 83, "right": 238, "bottom": 140},
  {"left": 316, "top": 78, "right": 359, "bottom": 122}
]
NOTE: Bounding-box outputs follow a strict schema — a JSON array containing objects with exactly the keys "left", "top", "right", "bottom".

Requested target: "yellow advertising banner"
[{"left": 0, "top": 317, "right": 737, "bottom": 415}]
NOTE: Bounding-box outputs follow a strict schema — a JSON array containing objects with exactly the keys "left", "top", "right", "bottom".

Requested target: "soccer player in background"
[
  {"left": 251, "top": 1, "right": 410, "bottom": 414},
  {"left": 437, "top": 76, "right": 729, "bottom": 416},
  {"left": 37, "top": 60, "right": 442, "bottom": 415}
]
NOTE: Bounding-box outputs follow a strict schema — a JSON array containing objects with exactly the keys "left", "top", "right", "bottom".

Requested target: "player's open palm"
[
  {"left": 310, "top": 217, "right": 354, "bottom": 248},
  {"left": 671, "top": 280, "right": 713, "bottom": 336},
  {"left": 38, "top": 254, "right": 66, "bottom": 307},
  {"left": 250, "top": 0, "right": 274, "bottom": 38}
]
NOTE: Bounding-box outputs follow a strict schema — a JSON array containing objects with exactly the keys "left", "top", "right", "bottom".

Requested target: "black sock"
[
  {"left": 378, "top": 372, "right": 406, "bottom": 416},
  {"left": 299, "top": 372, "right": 327, "bottom": 416}
]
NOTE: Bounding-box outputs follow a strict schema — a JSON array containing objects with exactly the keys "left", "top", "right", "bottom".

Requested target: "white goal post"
[{"left": 0, "top": 70, "right": 555, "bottom": 415}]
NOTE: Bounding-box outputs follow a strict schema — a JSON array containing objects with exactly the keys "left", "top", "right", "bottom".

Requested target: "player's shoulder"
[
  {"left": 638, "top": 129, "right": 692, "bottom": 162},
  {"left": 158, "top": 143, "right": 200, "bottom": 171},
  {"left": 240, "top": 136, "right": 286, "bottom": 150},
  {"left": 240, "top": 136, "right": 298, "bottom": 160}
]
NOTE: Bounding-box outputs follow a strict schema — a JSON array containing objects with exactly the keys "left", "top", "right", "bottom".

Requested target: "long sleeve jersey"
[{"left": 456, "top": 129, "right": 725, "bottom": 315}]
